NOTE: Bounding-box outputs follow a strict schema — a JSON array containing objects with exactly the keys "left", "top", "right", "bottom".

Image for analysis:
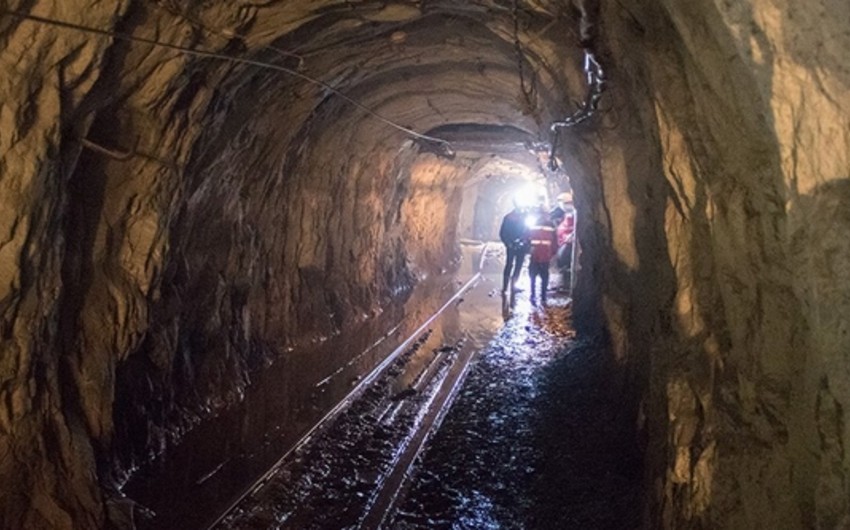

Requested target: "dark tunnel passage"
[{"left": 1, "top": 1, "right": 850, "bottom": 529}]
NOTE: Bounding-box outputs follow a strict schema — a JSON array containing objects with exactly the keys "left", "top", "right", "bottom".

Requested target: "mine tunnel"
[{"left": 1, "top": 1, "right": 850, "bottom": 529}]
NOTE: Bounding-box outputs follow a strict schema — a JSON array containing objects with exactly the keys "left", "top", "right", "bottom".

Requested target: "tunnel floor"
[
  {"left": 214, "top": 249, "right": 644, "bottom": 529},
  {"left": 389, "top": 293, "right": 644, "bottom": 529}
]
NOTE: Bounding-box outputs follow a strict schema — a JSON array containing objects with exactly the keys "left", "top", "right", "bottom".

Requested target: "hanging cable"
[
  {"left": 547, "top": 49, "right": 606, "bottom": 170},
  {"left": 0, "top": 9, "right": 454, "bottom": 156},
  {"left": 547, "top": 0, "right": 606, "bottom": 171},
  {"left": 511, "top": 0, "right": 536, "bottom": 113},
  {"left": 550, "top": 51, "right": 605, "bottom": 130},
  {"left": 149, "top": 1, "right": 305, "bottom": 71}
]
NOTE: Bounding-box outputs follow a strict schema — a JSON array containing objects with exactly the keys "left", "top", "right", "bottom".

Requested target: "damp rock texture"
[
  {"left": 0, "top": 1, "right": 580, "bottom": 527},
  {"left": 565, "top": 0, "right": 850, "bottom": 528},
  {"left": 1, "top": 0, "right": 850, "bottom": 528}
]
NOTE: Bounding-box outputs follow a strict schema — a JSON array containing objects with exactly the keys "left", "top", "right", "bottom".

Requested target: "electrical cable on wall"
[
  {"left": 546, "top": 0, "right": 606, "bottom": 171},
  {"left": 551, "top": 51, "right": 606, "bottom": 130},
  {"left": 0, "top": 9, "right": 454, "bottom": 157},
  {"left": 547, "top": 50, "right": 606, "bottom": 171}
]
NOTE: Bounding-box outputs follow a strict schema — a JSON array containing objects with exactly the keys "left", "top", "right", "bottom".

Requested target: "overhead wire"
[
  {"left": 0, "top": 8, "right": 454, "bottom": 155},
  {"left": 511, "top": 0, "right": 536, "bottom": 113},
  {"left": 501, "top": 0, "right": 607, "bottom": 172},
  {"left": 149, "top": 1, "right": 306, "bottom": 71},
  {"left": 547, "top": 49, "right": 606, "bottom": 170}
]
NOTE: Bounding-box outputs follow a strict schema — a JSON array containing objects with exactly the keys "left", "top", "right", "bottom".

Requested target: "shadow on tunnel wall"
[
  {"left": 584, "top": 0, "right": 850, "bottom": 526},
  {"left": 788, "top": 178, "right": 850, "bottom": 529},
  {"left": 550, "top": 0, "right": 799, "bottom": 526}
]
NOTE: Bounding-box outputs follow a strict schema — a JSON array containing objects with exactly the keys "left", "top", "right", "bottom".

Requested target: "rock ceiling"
[{"left": 2, "top": 0, "right": 849, "bottom": 528}]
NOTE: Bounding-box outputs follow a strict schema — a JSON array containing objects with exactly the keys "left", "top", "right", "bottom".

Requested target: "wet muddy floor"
[
  {"left": 216, "top": 249, "right": 644, "bottom": 529},
  {"left": 389, "top": 292, "right": 643, "bottom": 529},
  {"left": 123, "top": 257, "right": 477, "bottom": 529}
]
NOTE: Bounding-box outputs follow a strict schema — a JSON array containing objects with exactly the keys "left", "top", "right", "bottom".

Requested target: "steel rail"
[
  {"left": 205, "top": 267, "right": 485, "bottom": 529},
  {"left": 361, "top": 243, "right": 492, "bottom": 528}
]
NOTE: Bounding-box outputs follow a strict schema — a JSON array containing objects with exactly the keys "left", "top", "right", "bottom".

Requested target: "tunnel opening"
[{"left": 102, "top": 95, "right": 607, "bottom": 525}]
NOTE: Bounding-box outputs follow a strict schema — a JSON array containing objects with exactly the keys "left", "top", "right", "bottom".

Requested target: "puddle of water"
[
  {"left": 387, "top": 265, "right": 580, "bottom": 529},
  {"left": 122, "top": 244, "right": 493, "bottom": 529},
  {"left": 216, "top": 245, "right": 509, "bottom": 530}
]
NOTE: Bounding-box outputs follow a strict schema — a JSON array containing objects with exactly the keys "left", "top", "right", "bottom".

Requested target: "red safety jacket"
[
  {"left": 557, "top": 209, "right": 576, "bottom": 247},
  {"left": 529, "top": 216, "right": 558, "bottom": 263}
]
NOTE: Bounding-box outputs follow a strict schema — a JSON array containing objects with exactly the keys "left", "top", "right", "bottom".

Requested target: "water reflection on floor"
[
  {"left": 214, "top": 243, "right": 608, "bottom": 530},
  {"left": 124, "top": 243, "right": 495, "bottom": 529},
  {"left": 389, "top": 272, "right": 643, "bottom": 530},
  {"left": 214, "top": 242, "right": 509, "bottom": 529}
]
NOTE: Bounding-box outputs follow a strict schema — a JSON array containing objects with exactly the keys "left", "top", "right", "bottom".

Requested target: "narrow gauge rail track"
[{"left": 211, "top": 245, "right": 498, "bottom": 529}]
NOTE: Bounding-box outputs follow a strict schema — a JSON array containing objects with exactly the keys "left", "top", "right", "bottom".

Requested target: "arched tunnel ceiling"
[
  {"left": 0, "top": 9, "right": 587, "bottom": 520},
  {"left": 103, "top": 0, "right": 584, "bottom": 159},
  {"left": 122, "top": 0, "right": 587, "bottom": 205},
  {"left": 6, "top": 0, "right": 850, "bottom": 528}
]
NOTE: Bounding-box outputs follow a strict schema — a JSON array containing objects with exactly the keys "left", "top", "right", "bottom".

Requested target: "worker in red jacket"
[
  {"left": 556, "top": 201, "right": 576, "bottom": 272},
  {"left": 527, "top": 205, "right": 558, "bottom": 305}
]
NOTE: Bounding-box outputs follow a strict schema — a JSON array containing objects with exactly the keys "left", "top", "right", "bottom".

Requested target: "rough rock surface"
[
  {"left": 0, "top": 0, "right": 848, "bottom": 528},
  {"left": 566, "top": 0, "right": 850, "bottom": 527},
  {"left": 0, "top": 1, "right": 578, "bottom": 527}
]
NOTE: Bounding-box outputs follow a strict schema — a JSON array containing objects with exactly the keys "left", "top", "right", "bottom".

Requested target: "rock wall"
[
  {"left": 1, "top": 2, "right": 129, "bottom": 527},
  {"left": 5, "top": 0, "right": 847, "bottom": 527},
  {"left": 0, "top": 1, "right": 578, "bottom": 527},
  {"left": 562, "top": 0, "right": 850, "bottom": 527}
]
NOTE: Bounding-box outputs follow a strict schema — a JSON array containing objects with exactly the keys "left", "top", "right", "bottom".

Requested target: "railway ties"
[{"left": 213, "top": 249, "right": 504, "bottom": 530}]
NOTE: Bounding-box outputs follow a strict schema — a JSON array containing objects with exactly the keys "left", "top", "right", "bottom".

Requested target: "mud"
[
  {"left": 122, "top": 273, "right": 464, "bottom": 529},
  {"left": 389, "top": 284, "right": 643, "bottom": 529},
  {"left": 216, "top": 262, "right": 643, "bottom": 529}
]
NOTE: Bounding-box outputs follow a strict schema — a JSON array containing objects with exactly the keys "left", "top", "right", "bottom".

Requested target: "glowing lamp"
[{"left": 514, "top": 184, "right": 547, "bottom": 208}]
